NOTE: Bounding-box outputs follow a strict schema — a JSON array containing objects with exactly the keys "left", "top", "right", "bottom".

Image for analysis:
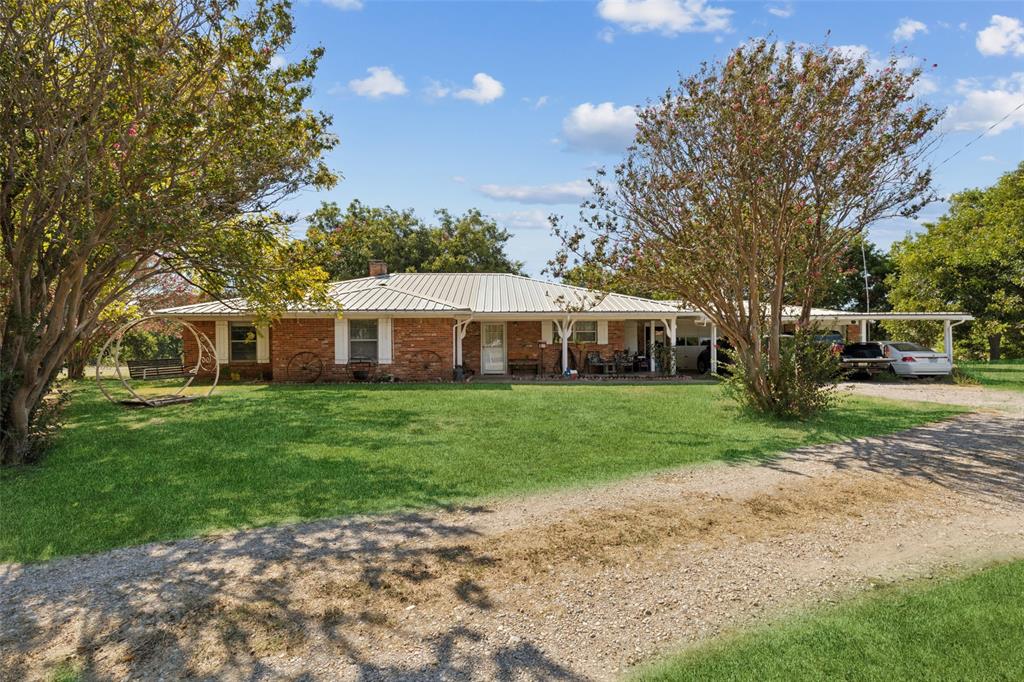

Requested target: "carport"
[{"left": 683, "top": 309, "right": 973, "bottom": 374}]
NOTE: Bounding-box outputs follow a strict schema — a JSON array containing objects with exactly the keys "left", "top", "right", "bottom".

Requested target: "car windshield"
[{"left": 890, "top": 342, "right": 935, "bottom": 352}]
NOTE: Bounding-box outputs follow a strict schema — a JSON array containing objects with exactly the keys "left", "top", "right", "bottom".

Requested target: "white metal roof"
[{"left": 155, "top": 272, "right": 688, "bottom": 318}]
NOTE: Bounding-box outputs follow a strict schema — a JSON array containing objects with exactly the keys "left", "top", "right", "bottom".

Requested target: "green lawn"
[
  {"left": 960, "top": 359, "right": 1024, "bottom": 392},
  {"left": 633, "top": 560, "right": 1024, "bottom": 681},
  {"left": 0, "top": 382, "right": 960, "bottom": 563}
]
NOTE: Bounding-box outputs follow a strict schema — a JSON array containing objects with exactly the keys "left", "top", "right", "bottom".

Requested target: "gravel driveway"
[
  {"left": 2, "top": 411, "right": 1022, "bottom": 681},
  {"left": 840, "top": 380, "right": 1024, "bottom": 415}
]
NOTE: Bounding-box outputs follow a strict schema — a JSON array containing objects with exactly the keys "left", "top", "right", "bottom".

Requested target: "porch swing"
[{"left": 95, "top": 316, "right": 220, "bottom": 407}]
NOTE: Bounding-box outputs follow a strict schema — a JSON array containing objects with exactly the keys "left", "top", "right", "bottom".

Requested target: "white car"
[{"left": 879, "top": 341, "right": 953, "bottom": 377}]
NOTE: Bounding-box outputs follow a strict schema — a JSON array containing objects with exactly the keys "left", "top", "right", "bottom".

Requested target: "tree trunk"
[
  {"left": 988, "top": 333, "right": 1002, "bottom": 362},
  {"left": 1, "top": 385, "right": 33, "bottom": 466}
]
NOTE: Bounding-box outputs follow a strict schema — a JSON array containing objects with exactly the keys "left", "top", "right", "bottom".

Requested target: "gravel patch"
[
  {"left": 841, "top": 380, "right": 1024, "bottom": 415},
  {"left": 2, "top": 413, "right": 1022, "bottom": 681}
]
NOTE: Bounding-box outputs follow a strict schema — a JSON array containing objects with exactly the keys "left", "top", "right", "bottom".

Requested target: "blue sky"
[{"left": 276, "top": 0, "right": 1024, "bottom": 276}]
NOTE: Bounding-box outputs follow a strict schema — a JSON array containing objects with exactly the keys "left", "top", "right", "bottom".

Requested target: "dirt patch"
[
  {"left": 2, "top": 413, "right": 1022, "bottom": 680},
  {"left": 841, "top": 380, "right": 1024, "bottom": 415}
]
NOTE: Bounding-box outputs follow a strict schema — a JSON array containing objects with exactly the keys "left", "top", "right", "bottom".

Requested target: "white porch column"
[
  {"left": 859, "top": 319, "right": 868, "bottom": 342},
  {"left": 452, "top": 319, "right": 470, "bottom": 367},
  {"left": 649, "top": 322, "right": 657, "bottom": 373},
  {"left": 557, "top": 317, "right": 575, "bottom": 373},
  {"left": 662, "top": 318, "right": 677, "bottom": 375},
  {"left": 943, "top": 320, "right": 953, "bottom": 362},
  {"left": 710, "top": 323, "right": 718, "bottom": 374}
]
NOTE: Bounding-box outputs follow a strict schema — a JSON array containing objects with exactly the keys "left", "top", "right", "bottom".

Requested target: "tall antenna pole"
[{"left": 860, "top": 241, "right": 871, "bottom": 342}]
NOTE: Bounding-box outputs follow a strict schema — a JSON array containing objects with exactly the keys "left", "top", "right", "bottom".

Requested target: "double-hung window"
[
  {"left": 554, "top": 321, "right": 599, "bottom": 344},
  {"left": 349, "top": 319, "right": 379, "bottom": 361},
  {"left": 229, "top": 323, "right": 257, "bottom": 362}
]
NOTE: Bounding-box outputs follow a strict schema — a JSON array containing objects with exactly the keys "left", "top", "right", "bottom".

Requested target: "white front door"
[{"left": 481, "top": 323, "right": 506, "bottom": 374}]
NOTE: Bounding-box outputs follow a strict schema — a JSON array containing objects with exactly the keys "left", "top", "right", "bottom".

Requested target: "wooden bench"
[
  {"left": 126, "top": 358, "right": 193, "bottom": 380},
  {"left": 508, "top": 359, "right": 541, "bottom": 376}
]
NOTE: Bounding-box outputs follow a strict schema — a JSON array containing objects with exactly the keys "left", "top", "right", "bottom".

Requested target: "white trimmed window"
[
  {"left": 229, "top": 322, "right": 257, "bottom": 362},
  {"left": 349, "top": 319, "right": 379, "bottom": 361},
  {"left": 554, "top": 321, "right": 598, "bottom": 344}
]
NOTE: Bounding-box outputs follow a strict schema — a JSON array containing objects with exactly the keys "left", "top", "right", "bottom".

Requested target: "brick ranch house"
[{"left": 157, "top": 262, "right": 972, "bottom": 382}]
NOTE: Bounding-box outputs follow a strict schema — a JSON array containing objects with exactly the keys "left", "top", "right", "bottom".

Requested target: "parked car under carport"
[{"left": 881, "top": 341, "right": 953, "bottom": 377}]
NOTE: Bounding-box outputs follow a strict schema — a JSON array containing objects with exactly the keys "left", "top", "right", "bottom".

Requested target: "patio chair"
[
  {"left": 612, "top": 350, "right": 629, "bottom": 374},
  {"left": 586, "top": 351, "right": 612, "bottom": 375}
]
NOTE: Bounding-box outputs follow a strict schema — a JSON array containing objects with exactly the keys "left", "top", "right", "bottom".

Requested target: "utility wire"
[{"left": 933, "top": 99, "right": 1024, "bottom": 169}]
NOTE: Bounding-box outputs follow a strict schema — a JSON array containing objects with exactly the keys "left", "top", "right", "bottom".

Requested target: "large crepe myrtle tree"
[
  {"left": 550, "top": 38, "right": 940, "bottom": 416},
  {"left": 0, "top": 0, "right": 337, "bottom": 464}
]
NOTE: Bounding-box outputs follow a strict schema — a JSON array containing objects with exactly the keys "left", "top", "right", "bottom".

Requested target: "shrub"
[{"left": 725, "top": 329, "right": 840, "bottom": 419}]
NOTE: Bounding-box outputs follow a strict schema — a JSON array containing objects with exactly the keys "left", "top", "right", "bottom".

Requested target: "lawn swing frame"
[{"left": 95, "top": 316, "right": 220, "bottom": 407}]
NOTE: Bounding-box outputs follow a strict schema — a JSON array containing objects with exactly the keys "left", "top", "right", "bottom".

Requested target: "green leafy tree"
[
  {"left": 887, "top": 163, "right": 1024, "bottom": 360},
  {"left": 550, "top": 38, "right": 939, "bottom": 417},
  {"left": 0, "top": 0, "right": 337, "bottom": 464},
  {"left": 306, "top": 201, "right": 524, "bottom": 279},
  {"left": 816, "top": 237, "right": 893, "bottom": 312}
]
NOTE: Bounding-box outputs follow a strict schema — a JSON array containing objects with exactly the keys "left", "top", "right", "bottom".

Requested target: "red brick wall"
[
  {"left": 462, "top": 320, "right": 626, "bottom": 375},
  {"left": 391, "top": 317, "right": 455, "bottom": 381},
  {"left": 182, "top": 320, "right": 271, "bottom": 380},
  {"left": 183, "top": 317, "right": 630, "bottom": 381}
]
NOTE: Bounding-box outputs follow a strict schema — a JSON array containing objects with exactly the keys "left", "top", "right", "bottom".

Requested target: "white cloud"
[
  {"left": 269, "top": 54, "right": 287, "bottom": 70},
  {"left": 976, "top": 15, "right": 1024, "bottom": 56},
  {"left": 424, "top": 79, "right": 451, "bottom": 100},
  {"left": 493, "top": 209, "right": 553, "bottom": 230},
  {"left": 893, "top": 18, "right": 928, "bottom": 42},
  {"left": 946, "top": 73, "right": 1024, "bottom": 135},
  {"left": 321, "top": 0, "right": 363, "bottom": 10},
  {"left": 479, "top": 180, "right": 592, "bottom": 204},
  {"left": 454, "top": 73, "right": 505, "bottom": 104},
  {"left": 959, "top": 22, "right": 968, "bottom": 32},
  {"left": 562, "top": 102, "right": 639, "bottom": 153},
  {"left": 980, "top": 154, "right": 998, "bottom": 161},
  {"left": 597, "top": 0, "right": 732, "bottom": 36},
  {"left": 451, "top": 176, "right": 466, "bottom": 184},
  {"left": 767, "top": 3, "right": 793, "bottom": 18},
  {"left": 348, "top": 67, "right": 408, "bottom": 98},
  {"left": 913, "top": 75, "right": 939, "bottom": 96},
  {"left": 598, "top": 27, "right": 616, "bottom": 43}
]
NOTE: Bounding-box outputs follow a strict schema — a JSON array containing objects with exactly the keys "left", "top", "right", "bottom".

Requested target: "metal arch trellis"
[{"left": 95, "top": 316, "right": 220, "bottom": 407}]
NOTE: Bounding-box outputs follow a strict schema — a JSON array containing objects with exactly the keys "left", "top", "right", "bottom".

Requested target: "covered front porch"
[{"left": 450, "top": 315, "right": 706, "bottom": 379}]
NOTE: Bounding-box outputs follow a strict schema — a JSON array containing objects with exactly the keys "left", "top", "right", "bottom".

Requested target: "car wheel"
[{"left": 697, "top": 357, "right": 709, "bottom": 374}]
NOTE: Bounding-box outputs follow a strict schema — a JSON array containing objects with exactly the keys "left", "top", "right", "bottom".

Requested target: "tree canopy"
[
  {"left": 305, "top": 200, "right": 524, "bottom": 280},
  {"left": 550, "top": 38, "right": 939, "bottom": 416},
  {"left": 1, "top": 0, "right": 337, "bottom": 463},
  {"left": 887, "top": 162, "right": 1024, "bottom": 359}
]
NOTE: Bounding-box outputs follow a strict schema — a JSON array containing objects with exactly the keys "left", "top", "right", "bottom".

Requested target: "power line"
[{"left": 934, "top": 99, "right": 1024, "bottom": 169}]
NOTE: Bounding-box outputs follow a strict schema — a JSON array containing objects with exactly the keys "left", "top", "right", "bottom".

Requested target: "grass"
[
  {"left": 633, "top": 560, "right": 1024, "bottom": 681},
  {"left": 959, "top": 359, "right": 1024, "bottom": 392},
  {"left": 0, "top": 382, "right": 961, "bottom": 563}
]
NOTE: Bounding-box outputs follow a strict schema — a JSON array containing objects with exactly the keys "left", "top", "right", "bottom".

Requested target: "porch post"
[
  {"left": 859, "top": 319, "right": 868, "bottom": 342},
  {"left": 452, "top": 319, "right": 470, "bottom": 367},
  {"left": 649, "top": 321, "right": 657, "bottom": 373},
  {"left": 943, "top": 319, "right": 953, "bottom": 362},
  {"left": 710, "top": 323, "right": 718, "bottom": 374},
  {"left": 662, "top": 318, "right": 677, "bottom": 375},
  {"left": 559, "top": 317, "right": 574, "bottom": 374}
]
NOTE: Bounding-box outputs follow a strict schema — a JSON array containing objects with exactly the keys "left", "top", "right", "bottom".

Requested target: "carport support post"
[
  {"left": 710, "top": 324, "right": 718, "bottom": 374},
  {"left": 944, "top": 319, "right": 953, "bottom": 363},
  {"left": 661, "top": 318, "right": 677, "bottom": 375},
  {"left": 859, "top": 319, "right": 868, "bottom": 342}
]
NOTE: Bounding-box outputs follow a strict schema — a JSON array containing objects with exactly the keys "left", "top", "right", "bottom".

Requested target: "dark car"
[
  {"left": 696, "top": 338, "right": 733, "bottom": 374},
  {"left": 839, "top": 341, "right": 892, "bottom": 378}
]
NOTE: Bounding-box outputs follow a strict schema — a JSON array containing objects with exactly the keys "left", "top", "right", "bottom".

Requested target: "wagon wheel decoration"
[
  {"left": 410, "top": 349, "right": 443, "bottom": 372},
  {"left": 286, "top": 351, "right": 324, "bottom": 383},
  {"left": 95, "top": 316, "right": 219, "bottom": 407}
]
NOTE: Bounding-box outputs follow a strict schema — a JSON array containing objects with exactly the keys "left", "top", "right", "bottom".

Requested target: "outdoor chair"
[{"left": 586, "top": 351, "right": 613, "bottom": 375}]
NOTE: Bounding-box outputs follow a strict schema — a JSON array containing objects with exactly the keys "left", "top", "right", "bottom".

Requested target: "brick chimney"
[{"left": 368, "top": 260, "right": 388, "bottom": 277}]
